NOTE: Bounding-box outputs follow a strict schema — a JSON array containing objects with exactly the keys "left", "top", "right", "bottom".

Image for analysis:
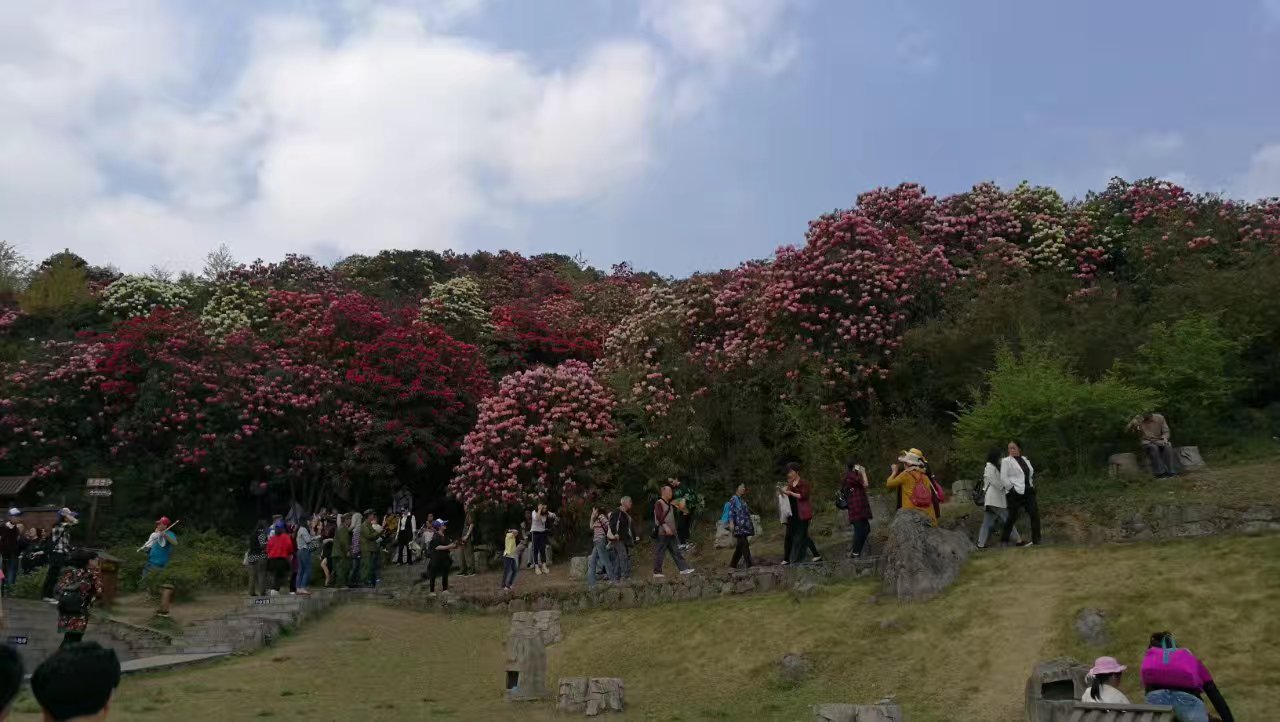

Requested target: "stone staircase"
[{"left": 3, "top": 587, "right": 391, "bottom": 674}]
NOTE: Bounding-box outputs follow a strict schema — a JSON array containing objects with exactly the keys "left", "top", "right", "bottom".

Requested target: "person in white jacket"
[
  {"left": 999, "top": 440, "right": 1042, "bottom": 546},
  {"left": 977, "top": 449, "right": 1022, "bottom": 549}
]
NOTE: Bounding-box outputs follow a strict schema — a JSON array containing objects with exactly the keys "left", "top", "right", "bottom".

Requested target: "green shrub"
[
  {"left": 11, "top": 567, "right": 47, "bottom": 599},
  {"left": 954, "top": 344, "right": 1158, "bottom": 475},
  {"left": 1116, "top": 314, "right": 1243, "bottom": 444},
  {"left": 109, "top": 528, "right": 246, "bottom": 600}
]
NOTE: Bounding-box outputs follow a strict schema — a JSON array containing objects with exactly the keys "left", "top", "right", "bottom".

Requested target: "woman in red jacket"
[
  {"left": 266, "top": 522, "right": 295, "bottom": 596},
  {"left": 781, "top": 462, "right": 821, "bottom": 565}
]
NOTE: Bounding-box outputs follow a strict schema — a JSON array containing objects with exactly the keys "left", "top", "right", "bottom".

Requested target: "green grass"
[{"left": 13, "top": 532, "right": 1274, "bottom": 722}]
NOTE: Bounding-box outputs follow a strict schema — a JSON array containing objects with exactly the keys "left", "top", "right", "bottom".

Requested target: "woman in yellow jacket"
[{"left": 886, "top": 449, "right": 937, "bottom": 524}]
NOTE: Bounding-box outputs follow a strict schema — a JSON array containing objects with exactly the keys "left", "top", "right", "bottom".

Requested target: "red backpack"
[{"left": 909, "top": 471, "right": 935, "bottom": 508}]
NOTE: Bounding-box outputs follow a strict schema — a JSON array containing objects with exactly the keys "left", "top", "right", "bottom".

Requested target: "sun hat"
[
  {"left": 898, "top": 450, "right": 925, "bottom": 467},
  {"left": 7, "top": 508, "right": 19, "bottom": 517},
  {"left": 1088, "top": 656, "right": 1127, "bottom": 677}
]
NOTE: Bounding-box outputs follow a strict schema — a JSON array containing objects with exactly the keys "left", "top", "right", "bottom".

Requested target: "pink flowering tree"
[{"left": 450, "top": 360, "right": 616, "bottom": 511}]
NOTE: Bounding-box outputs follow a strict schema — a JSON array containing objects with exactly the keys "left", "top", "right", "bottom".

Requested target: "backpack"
[
  {"left": 909, "top": 472, "right": 934, "bottom": 508},
  {"left": 57, "top": 577, "right": 87, "bottom": 616},
  {"left": 834, "top": 484, "right": 850, "bottom": 511},
  {"left": 970, "top": 483, "right": 985, "bottom": 507}
]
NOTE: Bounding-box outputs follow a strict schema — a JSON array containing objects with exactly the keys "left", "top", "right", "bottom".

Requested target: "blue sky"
[{"left": 2, "top": 0, "right": 1278, "bottom": 277}]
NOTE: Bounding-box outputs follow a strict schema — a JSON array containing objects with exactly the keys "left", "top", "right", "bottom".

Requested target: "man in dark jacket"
[
  {"left": 0, "top": 509, "right": 23, "bottom": 593},
  {"left": 607, "top": 497, "right": 635, "bottom": 580}
]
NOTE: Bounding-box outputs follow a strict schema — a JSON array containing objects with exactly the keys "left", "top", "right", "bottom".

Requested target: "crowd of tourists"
[{"left": 1081, "top": 631, "right": 1233, "bottom": 721}]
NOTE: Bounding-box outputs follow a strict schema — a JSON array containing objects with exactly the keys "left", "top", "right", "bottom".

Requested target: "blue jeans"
[
  {"left": 586, "top": 540, "right": 617, "bottom": 587},
  {"left": 1145, "top": 690, "right": 1208, "bottom": 722},
  {"left": 2, "top": 555, "right": 18, "bottom": 589},
  {"left": 501, "top": 557, "right": 518, "bottom": 588},
  {"left": 296, "top": 548, "right": 313, "bottom": 590}
]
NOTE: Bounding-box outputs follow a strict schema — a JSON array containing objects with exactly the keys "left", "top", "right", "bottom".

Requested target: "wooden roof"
[{"left": 1069, "top": 702, "right": 1176, "bottom": 722}]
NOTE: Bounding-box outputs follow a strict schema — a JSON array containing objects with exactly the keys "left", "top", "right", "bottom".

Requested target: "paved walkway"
[{"left": 120, "top": 652, "right": 230, "bottom": 675}]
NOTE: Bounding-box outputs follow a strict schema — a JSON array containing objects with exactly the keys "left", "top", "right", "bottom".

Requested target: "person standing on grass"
[
  {"left": 459, "top": 510, "right": 477, "bottom": 577},
  {"left": 841, "top": 462, "right": 873, "bottom": 558},
  {"left": 977, "top": 448, "right": 1022, "bottom": 549},
  {"left": 0, "top": 509, "right": 23, "bottom": 595},
  {"left": 500, "top": 527, "right": 521, "bottom": 592},
  {"left": 530, "top": 503, "right": 556, "bottom": 575},
  {"left": 586, "top": 505, "right": 618, "bottom": 588},
  {"left": 265, "top": 521, "right": 295, "bottom": 595},
  {"left": 727, "top": 484, "right": 755, "bottom": 569},
  {"left": 887, "top": 451, "right": 938, "bottom": 524},
  {"left": 138, "top": 516, "right": 178, "bottom": 585},
  {"left": 32, "top": 641, "right": 121, "bottom": 722},
  {"left": 1141, "top": 631, "right": 1233, "bottom": 722},
  {"left": 53, "top": 550, "right": 102, "bottom": 648},
  {"left": 608, "top": 497, "right": 635, "bottom": 580},
  {"left": 782, "top": 463, "right": 821, "bottom": 565},
  {"left": 424, "top": 519, "right": 456, "bottom": 595},
  {"left": 999, "top": 440, "right": 1042, "bottom": 547},
  {"left": 652, "top": 485, "right": 694, "bottom": 578},
  {"left": 1130, "top": 412, "right": 1179, "bottom": 479},
  {"left": 41, "top": 508, "right": 77, "bottom": 605}
]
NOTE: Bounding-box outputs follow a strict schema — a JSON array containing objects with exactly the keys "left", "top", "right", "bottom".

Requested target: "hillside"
[{"left": 11, "top": 531, "right": 1273, "bottom": 721}]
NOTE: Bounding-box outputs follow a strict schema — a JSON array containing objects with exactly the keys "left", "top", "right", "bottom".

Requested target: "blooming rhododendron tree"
[
  {"left": 450, "top": 360, "right": 616, "bottom": 510},
  {"left": 419, "top": 275, "right": 492, "bottom": 343},
  {"left": 100, "top": 275, "right": 196, "bottom": 320}
]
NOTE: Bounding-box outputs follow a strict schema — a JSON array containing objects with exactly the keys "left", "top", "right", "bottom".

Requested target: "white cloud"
[
  {"left": 1239, "top": 143, "right": 1280, "bottom": 200},
  {"left": 0, "top": 0, "right": 800, "bottom": 273},
  {"left": 641, "top": 0, "right": 798, "bottom": 73}
]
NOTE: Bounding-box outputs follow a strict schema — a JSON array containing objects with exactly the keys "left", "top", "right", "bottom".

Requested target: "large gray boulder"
[
  {"left": 880, "top": 509, "right": 975, "bottom": 601},
  {"left": 557, "top": 677, "right": 625, "bottom": 716}
]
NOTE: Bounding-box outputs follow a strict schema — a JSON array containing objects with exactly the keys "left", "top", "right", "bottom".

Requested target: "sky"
[{"left": 2, "top": 0, "right": 1279, "bottom": 277}]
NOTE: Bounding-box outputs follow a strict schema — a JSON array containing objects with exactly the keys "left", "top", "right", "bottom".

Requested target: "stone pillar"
[
  {"left": 506, "top": 628, "right": 548, "bottom": 701},
  {"left": 1025, "top": 658, "right": 1087, "bottom": 722},
  {"left": 558, "top": 677, "right": 625, "bottom": 715},
  {"left": 569, "top": 556, "right": 589, "bottom": 580}
]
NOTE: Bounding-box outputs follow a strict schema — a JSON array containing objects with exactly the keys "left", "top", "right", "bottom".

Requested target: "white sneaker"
[
  {"left": 679, "top": 568, "right": 696, "bottom": 575},
  {"left": 535, "top": 566, "right": 543, "bottom": 575},
  {"left": 1021, "top": 542, "right": 1035, "bottom": 548},
  {"left": 652, "top": 573, "right": 665, "bottom": 579}
]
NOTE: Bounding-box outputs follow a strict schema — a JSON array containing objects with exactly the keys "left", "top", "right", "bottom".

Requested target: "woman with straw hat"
[{"left": 886, "top": 449, "right": 937, "bottom": 524}]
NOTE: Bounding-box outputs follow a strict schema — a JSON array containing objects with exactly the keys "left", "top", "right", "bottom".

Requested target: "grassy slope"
[{"left": 12, "top": 532, "right": 1275, "bottom": 722}]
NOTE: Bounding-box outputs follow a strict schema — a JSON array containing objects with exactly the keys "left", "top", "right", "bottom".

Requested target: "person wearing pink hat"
[{"left": 1082, "top": 656, "right": 1130, "bottom": 704}]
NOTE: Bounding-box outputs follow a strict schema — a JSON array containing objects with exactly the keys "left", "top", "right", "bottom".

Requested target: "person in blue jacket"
[{"left": 139, "top": 516, "right": 178, "bottom": 583}]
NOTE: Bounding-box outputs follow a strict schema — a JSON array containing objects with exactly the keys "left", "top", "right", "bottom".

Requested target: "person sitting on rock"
[
  {"left": 1129, "top": 412, "right": 1178, "bottom": 479},
  {"left": 1082, "top": 656, "right": 1130, "bottom": 704}
]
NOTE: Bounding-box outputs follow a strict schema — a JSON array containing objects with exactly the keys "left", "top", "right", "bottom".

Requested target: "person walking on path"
[
  {"left": 359, "top": 510, "right": 382, "bottom": 587},
  {"left": 782, "top": 463, "right": 821, "bottom": 565},
  {"left": 424, "top": 519, "right": 456, "bottom": 595},
  {"left": 727, "top": 485, "right": 755, "bottom": 569},
  {"left": 887, "top": 451, "right": 938, "bottom": 524},
  {"left": 607, "top": 497, "right": 635, "bottom": 580},
  {"left": 841, "top": 462, "right": 874, "bottom": 558},
  {"left": 138, "top": 517, "right": 178, "bottom": 584},
  {"left": 53, "top": 549, "right": 102, "bottom": 648},
  {"left": 530, "top": 504, "right": 556, "bottom": 575},
  {"left": 333, "top": 513, "right": 353, "bottom": 588},
  {"left": 294, "top": 516, "right": 318, "bottom": 595},
  {"left": 1141, "top": 631, "right": 1233, "bottom": 722},
  {"left": 245, "top": 520, "right": 270, "bottom": 596},
  {"left": 652, "top": 486, "right": 694, "bottom": 578},
  {"left": 977, "top": 448, "right": 1022, "bottom": 549},
  {"left": 0, "top": 510, "right": 23, "bottom": 594},
  {"left": 999, "top": 440, "right": 1042, "bottom": 546},
  {"left": 459, "top": 511, "right": 477, "bottom": 577},
  {"left": 265, "top": 521, "right": 295, "bottom": 595},
  {"left": 500, "top": 528, "right": 521, "bottom": 591},
  {"left": 671, "top": 479, "right": 695, "bottom": 550},
  {"left": 41, "top": 508, "right": 77, "bottom": 604},
  {"left": 393, "top": 508, "right": 417, "bottom": 566},
  {"left": 777, "top": 484, "right": 794, "bottom": 566},
  {"left": 1130, "top": 412, "right": 1178, "bottom": 478},
  {"left": 586, "top": 506, "right": 618, "bottom": 588}
]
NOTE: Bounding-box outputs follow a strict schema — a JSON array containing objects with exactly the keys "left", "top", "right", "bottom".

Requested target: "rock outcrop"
[{"left": 881, "top": 509, "right": 975, "bottom": 601}]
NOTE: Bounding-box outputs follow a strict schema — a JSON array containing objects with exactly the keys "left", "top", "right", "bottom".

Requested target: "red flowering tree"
[{"left": 449, "top": 360, "right": 616, "bottom": 510}]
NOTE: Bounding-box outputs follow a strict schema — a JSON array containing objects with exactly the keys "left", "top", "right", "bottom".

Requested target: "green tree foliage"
[
  {"left": 954, "top": 345, "right": 1158, "bottom": 475},
  {"left": 1117, "top": 315, "right": 1242, "bottom": 443},
  {"left": 334, "top": 250, "right": 436, "bottom": 300},
  {"left": 19, "top": 257, "right": 94, "bottom": 319}
]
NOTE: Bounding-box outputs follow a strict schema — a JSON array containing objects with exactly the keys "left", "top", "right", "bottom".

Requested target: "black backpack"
[
  {"left": 834, "top": 484, "right": 850, "bottom": 510},
  {"left": 57, "top": 579, "right": 87, "bottom": 616}
]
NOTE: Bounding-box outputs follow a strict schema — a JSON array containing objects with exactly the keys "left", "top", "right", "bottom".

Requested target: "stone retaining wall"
[{"left": 396, "top": 557, "right": 879, "bottom": 614}]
